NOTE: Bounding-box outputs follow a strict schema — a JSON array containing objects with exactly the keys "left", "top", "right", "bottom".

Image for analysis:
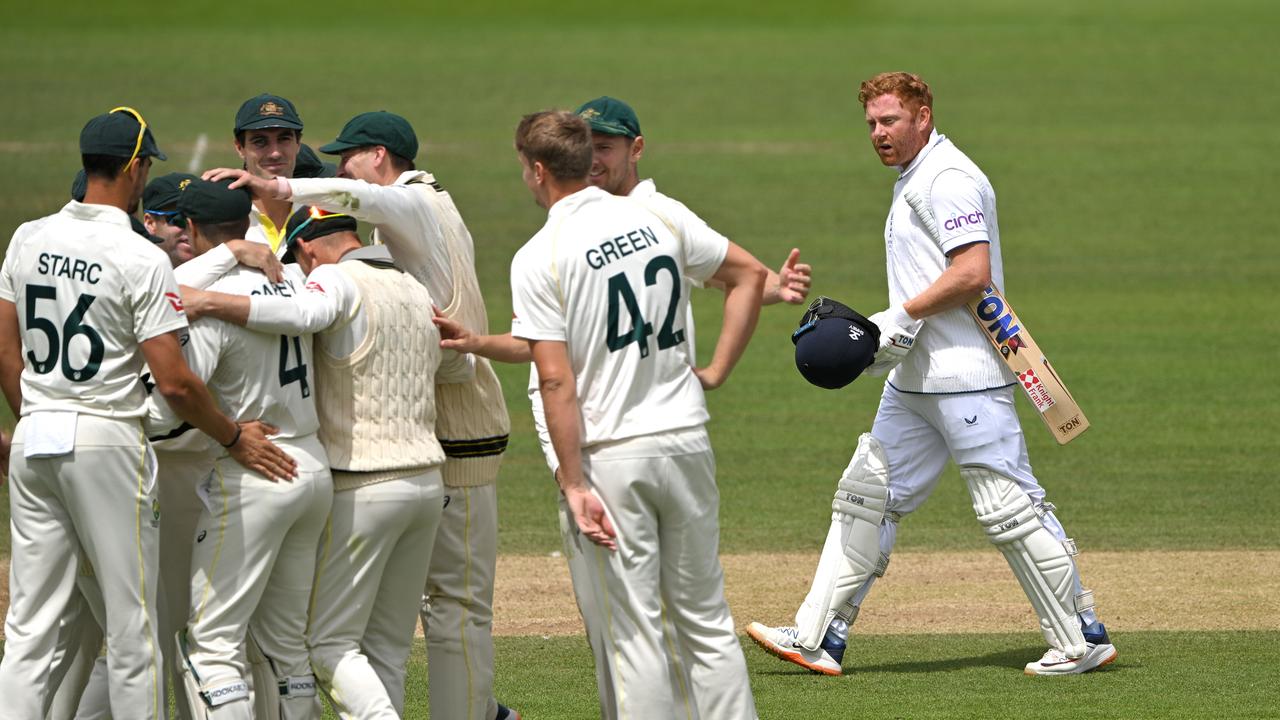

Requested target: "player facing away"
[
  {"left": 747, "top": 71, "right": 1116, "bottom": 677},
  {"left": 510, "top": 110, "right": 766, "bottom": 719},
  {"left": 180, "top": 205, "right": 476, "bottom": 717},
  {"left": 160, "top": 178, "right": 333, "bottom": 719},
  {"left": 0, "top": 108, "right": 293, "bottom": 720}
]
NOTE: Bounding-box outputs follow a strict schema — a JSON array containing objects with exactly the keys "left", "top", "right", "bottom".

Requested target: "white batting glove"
[{"left": 864, "top": 305, "right": 922, "bottom": 377}]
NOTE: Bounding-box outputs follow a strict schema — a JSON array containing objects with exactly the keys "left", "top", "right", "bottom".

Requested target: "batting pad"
[
  {"left": 962, "top": 466, "right": 1087, "bottom": 658},
  {"left": 794, "top": 433, "right": 889, "bottom": 650}
]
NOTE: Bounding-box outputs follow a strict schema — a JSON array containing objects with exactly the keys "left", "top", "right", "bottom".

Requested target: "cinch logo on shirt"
[{"left": 944, "top": 211, "right": 985, "bottom": 232}]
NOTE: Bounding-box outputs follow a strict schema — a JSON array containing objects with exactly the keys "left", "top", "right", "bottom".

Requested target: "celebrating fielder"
[{"left": 747, "top": 71, "right": 1116, "bottom": 677}]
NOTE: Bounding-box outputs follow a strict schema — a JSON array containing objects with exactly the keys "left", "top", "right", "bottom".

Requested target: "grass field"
[{"left": 2, "top": 0, "right": 1279, "bottom": 717}]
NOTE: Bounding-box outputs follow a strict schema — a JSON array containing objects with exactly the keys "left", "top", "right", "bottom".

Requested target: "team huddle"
[{"left": 0, "top": 71, "right": 1114, "bottom": 720}]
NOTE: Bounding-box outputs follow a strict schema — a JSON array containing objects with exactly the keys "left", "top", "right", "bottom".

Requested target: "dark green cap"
[
  {"left": 71, "top": 170, "right": 87, "bottom": 201},
  {"left": 143, "top": 173, "right": 197, "bottom": 211},
  {"left": 80, "top": 108, "right": 168, "bottom": 161},
  {"left": 318, "top": 111, "right": 417, "bottom": 161},
  {"left": 575, "top": 96, "right": 641, "bottom": 138},
  {"left": 294, "top": 144, "right": 338, "bottom": 178},
  {"left": 177, "top": 178, "right": 252, "bottom": 224},
  {"left": 234, "top": 93, "right": 303, "bottom": 133},
  {"left": 284, "top": 206, "right": 359, "bottom": 250}
]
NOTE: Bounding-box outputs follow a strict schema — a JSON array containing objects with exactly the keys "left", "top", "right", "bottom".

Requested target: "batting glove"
[{"left": 864, "top": 305, "right": 922, "bottom": 377}]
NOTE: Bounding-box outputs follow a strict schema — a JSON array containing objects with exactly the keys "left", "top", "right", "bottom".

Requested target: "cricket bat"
[{"left": 902, "top": 189, "right": 1089, "bottom": 445}]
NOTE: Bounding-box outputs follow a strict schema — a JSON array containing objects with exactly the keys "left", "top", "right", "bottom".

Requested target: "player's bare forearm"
[
  {"left": 530, "top": 340, "right": 586, "bottom": 490},
  {"left": 434, "top": 310, "right": 533, "bottom": 364},
  {"left": 902, "top": 241, "right": 990, "bottom": 319},
  {"left": 699, "top": 243, "right": 767, "bottom": 389},
  {"left": 0, "top": 299, "right": 24, "bottom": 415}
]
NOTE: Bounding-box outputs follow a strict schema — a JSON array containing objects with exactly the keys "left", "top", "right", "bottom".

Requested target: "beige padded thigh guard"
[
  {"left": 962, "top": 466, "right": 1087, "bottom": 658},
  {"left": 794, "top": 433, "right": 889, "bottom": 650}
]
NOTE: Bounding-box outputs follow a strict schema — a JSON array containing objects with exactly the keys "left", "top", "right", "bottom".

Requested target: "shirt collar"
[
  {"left": 629, "top": 178, "right": 657, "bottom": 198},
  {"left": 547, "top": 185, "right": 603, "bottom": 218},
  {"left": 395, "top": 169, "right": 427, "bottom": 186},
  {"left": 898, "top": 129, "right": 946, "bottom": 179},
  {"left": 64, "top": 200, "right": 133, "bottom": 228},
  {"left": 340, "top": 244, "right": 396, "bottom": 266}
]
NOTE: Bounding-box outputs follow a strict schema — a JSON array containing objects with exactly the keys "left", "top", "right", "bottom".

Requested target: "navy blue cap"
[{"left": 792, "top": 297, "right": 880, "bottom": 389}]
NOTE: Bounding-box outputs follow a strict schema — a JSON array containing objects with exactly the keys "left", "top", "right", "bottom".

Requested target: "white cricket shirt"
[
  {"left": 512, "top": 186, "right": 727, "bottom": 448},
  {"left": 182, "top": 266, "right": 320, "bottom": 440},
  {"left": 527, "top": 179, "right": 717, "bottom": 470},
  {"left": 0, "top": 201, "right": 188, "bottom": 417},
  {"left": 885, "top": 130, "right": 1014, "bottom": 393}
]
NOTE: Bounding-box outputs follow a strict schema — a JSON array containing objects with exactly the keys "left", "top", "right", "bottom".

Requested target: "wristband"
[{"left": 221, "top": 425, "right": 242, "bottom": 449}]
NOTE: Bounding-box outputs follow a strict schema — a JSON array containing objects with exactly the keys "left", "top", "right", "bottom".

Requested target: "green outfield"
[{"left": 2, "top": 0, "right": 1279, "bottom": 717}]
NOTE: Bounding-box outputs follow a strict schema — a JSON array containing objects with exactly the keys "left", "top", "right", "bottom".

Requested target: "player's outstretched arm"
[
  {"left": 695, "top": 242, "right": 767, "bottom": 390},
  {"left": 433, "top": 308, "right": 532, "bottom": 364},
  {"left": 141, "top": 332, "right": 297, "bottom": 481},
  {"left": 0, "top": 299, "right": 23, "bottom": 416},
  {"left": 531, "top": 339, "right": 616, "bottom": 550}
]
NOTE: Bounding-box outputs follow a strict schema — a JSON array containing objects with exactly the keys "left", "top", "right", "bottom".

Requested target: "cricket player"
[
  {"left": 180, "top": 205, "right": 474, "bottom": 716},
  {"left": 747, "top": 71, "right": 1117, "bottom": 677},
  {"left": 206, "top": 110, "right": 518, "bottom": 720},
  {"left": 143, "top": 173, "right": 199, "bottom": 267},
  {"left": 511, "top": 109, "right": 765, "bottom": 719},
  {"left": 0, "top": 108, "right": 293, "bottom": 720},
  {"left": 232, "top": 93, "right": 305, "bottom": 257},
  {"left": 160, "top": 178, "right": 332, "bottom": 719},
  {"left": 433, "top": 94, "right": 811, "bottom": 720}
]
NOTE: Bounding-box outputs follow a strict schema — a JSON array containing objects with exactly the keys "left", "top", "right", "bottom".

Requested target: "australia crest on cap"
[
  {"left": 260, "top": 101, "right": 285, "bottom": 117},
  {"left": 178, "top": 177, "right": 193, "bottom": 191},
  {"left": 579, "top": 108, "right": 601, "bottom": 120}
]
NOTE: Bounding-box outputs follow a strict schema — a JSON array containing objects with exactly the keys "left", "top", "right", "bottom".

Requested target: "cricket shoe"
[
  {"left": 1024, "top": 622, "right": 1117, "bottom": 676},
  {"left": 495, "top": 703, "right": 521, "bottom": 720},
  {"left": 746, "top": 622, "right": 844, "bottom": 676}
]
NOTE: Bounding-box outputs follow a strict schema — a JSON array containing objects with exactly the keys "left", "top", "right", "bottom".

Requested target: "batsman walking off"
[{"left": 748, "top": 71, "right": 1117, "bottom": 677}]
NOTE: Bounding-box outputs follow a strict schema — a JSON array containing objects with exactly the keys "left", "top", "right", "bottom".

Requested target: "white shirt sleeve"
[
  {"left": 928, "top": 168, "right": 991, "bottom": 254},
  {"left": 246, "top": 264, "right": 354, "bottom": 336},
  {"left": 173, "top": 243, "right": 237, "bottom": 288},
  {"left": 636, "top": 195, "right": 729, "bottom": 284},
  {"left": 131, "top": 256, "right": 189, "bottom": 343},
  {"left": 509, "top": 245, "right": 565, "bottom": 342}
]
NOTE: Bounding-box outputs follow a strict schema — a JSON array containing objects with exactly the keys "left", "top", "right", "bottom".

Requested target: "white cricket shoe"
[
  {"left": 1024, "top": 622, "right": 1117, "bottom": 676},
  {"left": 746, "top": 622, "right": 844, "bottom": 676}
]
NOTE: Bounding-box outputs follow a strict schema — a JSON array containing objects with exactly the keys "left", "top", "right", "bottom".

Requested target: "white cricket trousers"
[
  {"left": 0, "top": 415, "right": 163, "bottom": 720},
  {"left": 421, "top": 481, "right": 499, "bottom": 720},
  {"left": 181, "top": 435, "right": 332, "bottom": 720},
  {"left": 308, "top": 469, "right": 444, "bottom": 719},
  {"left": 574, "top": 427, "right": 757, "bottom": 720},
  {"left": 48, "top": 450, "right": 212, "bottom": 720}
]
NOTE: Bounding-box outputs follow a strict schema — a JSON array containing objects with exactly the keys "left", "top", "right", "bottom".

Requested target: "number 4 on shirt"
[{"left": 605, "top": 255, "right": 685, "bottom": 358}]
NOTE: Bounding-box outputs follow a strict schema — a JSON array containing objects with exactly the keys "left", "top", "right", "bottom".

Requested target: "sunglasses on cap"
[
  {"left": 145, "top": 209, "right": 187, "bottom": 229},
  {"left": 109, "top": 106, "right": 148, "bottom": 174},
  {"left": 286, "top": 207, "right": 352, "bottom": 247}
]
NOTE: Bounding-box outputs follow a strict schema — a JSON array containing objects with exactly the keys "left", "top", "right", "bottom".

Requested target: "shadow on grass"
[{"left": 751, "top": 645, "right": 1051, "bottom": 676}]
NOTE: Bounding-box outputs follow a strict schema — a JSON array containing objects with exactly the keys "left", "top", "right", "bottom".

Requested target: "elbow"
[
  {"left": 155, "top": 375, "right": 197, "bottom": 409},
  {"left": 967, "top": 268, "right": 991, "bottom": 295}
]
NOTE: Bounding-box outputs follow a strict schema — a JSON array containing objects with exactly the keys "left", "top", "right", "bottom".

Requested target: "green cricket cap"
[
  {"left": 79, "top": 108, "right": 167, "bottom": 161},
  {"left": 71, "top": 170, "right": 87, "bottom": 201},
  {"left": 575, "top": 96, "right": 641, "bottom": 138},
  {"left": 294, "top": 143, "right": 338, "bottom": 178},
  {"left": 318, "top": 111, "right": 418, "bottom": 161},
  {"left": 130, "top": 214, "right": 159, "bottom": 243},
  {"left": 284, "top": 206, "right": 359, "bottom": 250},
  {"left": 234, "top": 93, "right": 303, "bottom": 133},
  {"left": 177, "top": 178, "right": 252, "bottom": 224},
  {"left": 144, "top": 173, "right": 198, "bottom": 211}
]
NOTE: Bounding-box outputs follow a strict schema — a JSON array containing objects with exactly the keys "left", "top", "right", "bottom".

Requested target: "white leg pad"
[
  {"left": 794, "top": 433, "right": 889, "bottom": 650},
  {"left": 961, "top": 466, "right": 1087, "bottom": 658},
  {"left": 175, "top": 631, "right": 251, "bottom": 719}
]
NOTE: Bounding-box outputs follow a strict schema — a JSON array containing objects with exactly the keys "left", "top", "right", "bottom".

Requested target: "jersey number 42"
[{"left": 605, "top": 255, "right": 685, "bottom": 358}]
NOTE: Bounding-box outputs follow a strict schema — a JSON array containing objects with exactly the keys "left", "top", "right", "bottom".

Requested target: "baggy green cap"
[
  {"left": 177, "top": 178, "right": 252, "bottom": 224},
  {"left": 144, "top": 173, "right": 198, "bottom": 211},
  {"left": 318, "top": 111, "right": 418, "bottom": 162},
  {"left": 79, "top": 108, "right": 167, "bottom": 161},
  {"left": 575, "top": 96, "right": 641, "bottom": 138},
  {"left": 294, "top": 143, "right": 338, "bottom": 178},
  {"left": 234, "top": 93, "right": 303, "bottom": 133}
]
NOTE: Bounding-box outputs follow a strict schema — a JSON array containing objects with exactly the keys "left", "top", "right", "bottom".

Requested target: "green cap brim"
[
  {"left": 317, "top": 139, "right": 361, "bottom": 155},
  {"left": 585, "top": 119, "right": 633, "bottom": 137},
  {"left": 238, "top": 118, "right": 304, "bottom": 132}
]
